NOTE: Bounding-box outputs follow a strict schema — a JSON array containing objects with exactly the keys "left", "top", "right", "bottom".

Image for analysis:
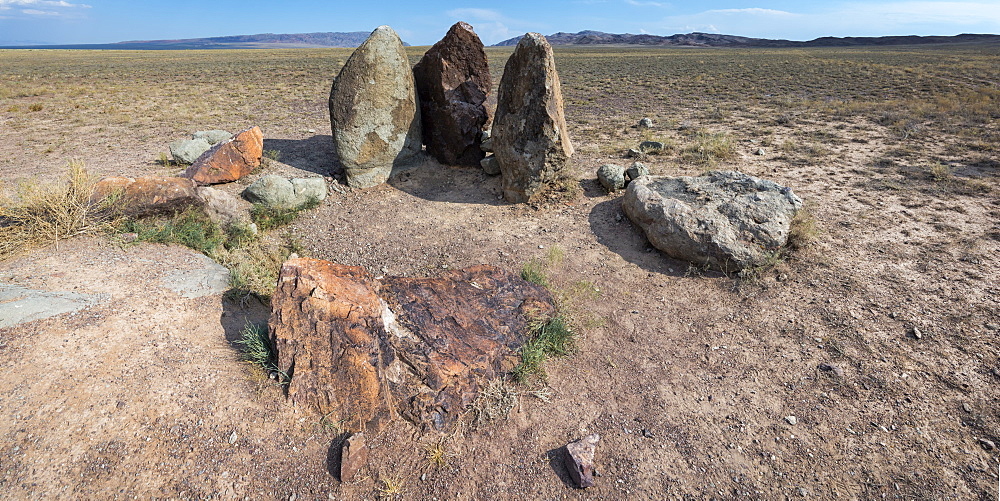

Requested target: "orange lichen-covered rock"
[
  {"left": 268, "top": 258, "right": 555, "bottom": 431},
  {"left": 180, "top": 126, "right": 263, "bottom": 185},
  {"left": 91, "top": 176, "right": 200, "bottom": 216}
]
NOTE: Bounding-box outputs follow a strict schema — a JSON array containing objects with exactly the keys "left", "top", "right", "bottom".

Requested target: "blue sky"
[{"left": 1, "top": 0, "right": 998, "bottom": 45}]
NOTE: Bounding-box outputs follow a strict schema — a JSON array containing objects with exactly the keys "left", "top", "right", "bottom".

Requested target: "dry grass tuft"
[{"left": 0, "top": 161, "right": 120, "bottom": 261}]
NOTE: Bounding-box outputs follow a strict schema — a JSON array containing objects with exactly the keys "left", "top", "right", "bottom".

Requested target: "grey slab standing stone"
[
  {"left": 492, "top": 33, "right": 574, "bottom": 203},
  {"left": 169, "top": 137, "right": 212, "bottom": 164},
  {"left": 597, "top": 164, "right": 625, "bottom": 193},
  {"left": 160, "top": 254, "right": 231, "bottom": 298},
  {"left": 329, "top": 25, "right": 421, "bottom": 188},
  {"left": 622, "top": 171, "right": 803, "bottom": 272},
  {"left": 193, "top": 130, "right": 233, "bottom": 145},
  {"left": 0, "top": 284, "right": 107, "bottom": 328},
  {"left": 243, "top": 175, "right": 327, "bottom": 209}
]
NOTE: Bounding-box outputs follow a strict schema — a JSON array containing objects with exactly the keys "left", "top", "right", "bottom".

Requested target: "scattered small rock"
[
  {"left": 755, "top": 148, "right": 766, "bottom": 156},
  {"left": 625, "top": 162, "right": 649, "bottom": 182},
  {"left": 641, "top": 428, "right": 654, "bottom": 438},
  {"left": 597, "top": 164, "right": 626, "bottom": 193},
  {"left": 480, "top": 156, "right": 500, "bottom": 176},
  {"left": 480, "top": 136, "right": 493, "bottom": 153},
  {"left": 638, "top": 140, "right": 664, "bottom": 154},
  {"left": 986, "top": 323, "right": 998, "bottom": 331},
  {"left": 818, "top": 362, "right": 844, "bottom": 378},
  {"left": 785, "top": 415, "right": 798, "bottom": 425},
  {"left": 638, "top": 117, "right": 653, "bottom": 129},
  {"left": 962, "top": 403, "right": 972, "bottom": 413},
  {"left": 626, "top": 148, "right": 644, "bottom": 159},
  {"left": 911, "top": 326, "right": 923, "bottom": 339},
  {"left": 340, "top": 432, "right": 367, "bottom": 482},
  {"left": 979, "top": 438, "right": 996, "bottom": 451},
  {"left": 564, "top": 433, "right": 600, "bottom": 489},
  {"left": 229, "top": 431, "right": 237, "bottom": 444}
]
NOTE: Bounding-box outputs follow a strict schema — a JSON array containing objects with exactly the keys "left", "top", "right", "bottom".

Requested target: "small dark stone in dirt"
[
  {"left": 818, "top": 363, "right": 844, "bottom": 378},
  {"left": 986, "top": 323, "right": 999, "bottom": 331},
  {"left": 564, "top": 434, "right": 600, "bottom": 489},
  {"left": 641, "top": 428, "right": 654, "bottom": 438},
  {"left": 962, "top": 403, "right": 972, "bottom": 413},
  {"left": 340, "top": 432, "right": 367, "bottom": 482},
  {"left": 979, "top": 438, "right": 996, "bottom": 451}
]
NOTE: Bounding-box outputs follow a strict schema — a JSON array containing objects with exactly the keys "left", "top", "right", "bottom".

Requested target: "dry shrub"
[{"left": 0, "top": 161, "right": 119, "bottom": 261}]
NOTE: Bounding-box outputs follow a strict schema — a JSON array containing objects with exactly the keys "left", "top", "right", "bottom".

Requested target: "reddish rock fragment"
[
  {"left": 91, "top": 176, "right": 200, "bottom": 217},
  {"left": 268, "top": 258, "right": 555, "bottom": 432},
  {"left": 564, "top": 433, "right": 600, "bottom": 488},
  {"left": 181, "top": 126, "right": 263, "bottom": 185},
  {"left": 340, "top": 432, "right": 367, "bottom": 482}
]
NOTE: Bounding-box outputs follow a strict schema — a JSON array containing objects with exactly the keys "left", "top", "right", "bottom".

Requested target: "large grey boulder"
[
  {"left": 243, "top": 175, "right": 327, "bottom": 209},
  {"left": 622, "top": 171, "right": 802, "bottom": 272},
  {"left": 492, "top": 33, "right": 574, "bottom": 203},
  {"left": 329, "top": 25, "right": 421, "bottom": 188},
  {"left": 412, "top": 22, "right": 491, "bottom": 167},
  {"left": 169, "top": 137, "right": 212, "bottom": 165}
]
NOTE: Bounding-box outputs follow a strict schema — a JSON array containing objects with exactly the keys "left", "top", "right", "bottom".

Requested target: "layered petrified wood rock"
[
  {"left": 91, "top": 176, "right": 200, "bottom": 216},
  {"left": 412, "top": 22, "right": 491, "bottom": 167},
  {"left": 269, "top": 258, "right": 554, "bottom": 431},
  {"left": 180, "top": 126, "right": 263, "bottom": 185}
]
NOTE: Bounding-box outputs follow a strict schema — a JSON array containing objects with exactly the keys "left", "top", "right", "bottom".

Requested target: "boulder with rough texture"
[
  {"left": 412, "top": 22, "right": 491, "bottom": 167},
  {"left": 564, "top": 434, "right": 600, "bottom": 489},
  {"left": 269, "top": 258, "right": 555, "bottom": 431},
  {"left": 622, "top": 171, "right": 803, "bottom": 272},
  {"left": 243, "top": 175, "right": 327, "bottom": 209},
  {"left": 597, "top": 164, "right": 625, "bottom": 193},
  {"left": 638, "top": 140, "right": 663, "bottom": 154},
  {"left": 481, "top": 156, "right": 500, "bottom": 176},
  {"left": 195, "top": 186, "right": 255, "bottom": 232},
  {"left": 492, "top": 33, "right": 574, "bottom": 203},
  {"left": 340, "top": 432, "right": 367, "bottom": 482},
  {"left": 192, "top": 129, "right": 232, "bottom": 145},
  {"left": 638, "top": 117, "right": 653, "bottom": 129},
  {"left": 168, "top": 137, "right": 212, "bottom": 165},
  {"left": 181, "top": 126, "right": 263, "bottom": 185},
  {"left": 329, "top": 26, "right": 421, "bottom": 188},
  {"left": 91, "top": 176, "right": 200, "bottom": 217}
]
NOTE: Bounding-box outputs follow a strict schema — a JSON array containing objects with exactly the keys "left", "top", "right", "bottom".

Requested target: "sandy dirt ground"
[{"left": 0, "top": 46, "right": 999, "bottom": 499}]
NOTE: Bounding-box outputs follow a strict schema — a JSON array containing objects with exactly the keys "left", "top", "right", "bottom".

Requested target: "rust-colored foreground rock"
[
  {"left": 269, "top": 258, "right": 555, "bottom": 431},
  {"left": 180, "top": 126, "right": 263, "bottom": 185},
  {"left": 91, "top": 176, "right": 200, "bottom": 216}
]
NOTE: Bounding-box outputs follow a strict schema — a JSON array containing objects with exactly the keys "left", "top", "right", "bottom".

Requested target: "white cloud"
[
  {"left": 645, "top": 2, "right": 1000, "bottom": 40},
  {"left": 0, "top": 0, "right": 88, "bottom": 20},
  {"left": 0, "top": 0, "right": 90, "bottom": 7},
  {"left": 22, "top": 8, "right": 58, "bottom": 15},
  {"left": 625, "top": 0, "right": 668, "bottom": 7}
]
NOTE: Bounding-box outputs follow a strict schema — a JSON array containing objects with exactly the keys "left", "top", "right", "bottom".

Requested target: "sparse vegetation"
[
  {"left": 0, "top": 162, "right": 120, "bottom": 261},
  {"left": 680, "top": 129, "right": 737, "bottom": 166},
  {"left": 513, "top": 315, "right": 574, "bottom": 383},
  {"left": 470, "top": 377, "right": 519, "bottom": 427},
  {"left": 250, "top": 198, "right": 320, "bottom": 232}
]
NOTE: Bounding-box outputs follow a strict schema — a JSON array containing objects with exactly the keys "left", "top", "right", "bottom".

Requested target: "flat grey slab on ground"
[
  {"left": 0, "top": 284, "right": 108, "bottom": 329},
  {"left": 159, "top": 253, "right": 231, "bottom": 298}
]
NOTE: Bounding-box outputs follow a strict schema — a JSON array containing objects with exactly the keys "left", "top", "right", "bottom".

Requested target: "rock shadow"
[
  {"left": 546, "top": 446, "right": 578, "bottom": 489},
  {"left": 588, "top": 198, "right": 704, "bottom": 277},
  {"left": 219, "top": 294, "right": 271, "bottom": 346},
  {"left": 263, "top": 135, "right": 336, "bottom": 177},
  {"left": 386, "top": 155, "right": 506, "bottom": 206},
  {"left": 325, "top": 432, "right": 352, "bottom": 480}
]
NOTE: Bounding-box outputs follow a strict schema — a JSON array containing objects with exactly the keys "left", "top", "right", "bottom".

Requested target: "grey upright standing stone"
[
  {"left": 492, "top": 33, "right": 574, "bottom": 203},
  {"left": 329, "top": 25, "right": 421, "bottom": 188}
]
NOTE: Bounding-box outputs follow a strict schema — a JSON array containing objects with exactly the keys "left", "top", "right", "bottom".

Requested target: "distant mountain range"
[
  {"left": 494, "top": 30, "right": 1000, "bottom": 47},
  {"left": 0, "top": 32, "right": 409, "bottom": 50}
]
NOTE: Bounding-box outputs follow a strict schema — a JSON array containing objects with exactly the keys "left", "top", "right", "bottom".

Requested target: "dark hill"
[
  {"left": 493, "top": 31, "right": 1000, "bottom": 48},
  {"left": 0, "top": 32, "right": 409, "bottom": 50}
]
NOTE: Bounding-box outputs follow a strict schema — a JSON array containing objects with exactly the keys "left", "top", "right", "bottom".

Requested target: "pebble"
[
  {"left": 641, "top": 428, "right": 654, "bottom": 438},
  {"left": 980, "top": 438, "right": 996, "bottom": 451},
  {"left": 307, "top": 129, "right": 315, "bottom": 134},
  {"left": 229, "top": 431, "right": 237, "bottom": 444},
  {"left": 962, "top": 403, "right": 972, "bottom": 413},
  {"left": 987, "top": 323, "right": 999, "bottom": 330},
  {"left": 785, "top": 416, "right": 798, "bottom": 425},
  {"left": 911, "top": 326, "right": 922, "bottom": 339}
]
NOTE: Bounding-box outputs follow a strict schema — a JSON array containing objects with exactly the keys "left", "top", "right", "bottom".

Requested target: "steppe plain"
[{"left": 0, "top": 42, "right": 998, "bottom": 499}]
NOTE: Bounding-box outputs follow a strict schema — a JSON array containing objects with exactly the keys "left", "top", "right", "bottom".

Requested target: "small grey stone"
[
  {"left": 625, "top": 162, "right": 649, "bottom": 181},
  {"left": 962, "top": 403, "right": 972, "bottom": 413},
  {"left": 755, "top": 148, "right": 766, "bottom": 156},
  {"left": 480, "top": 137, "right": 493, "bottom": 153},
  {"left": 169, "top": 137, "right": 212, "bottom": 164},
  {"left": 911, "top": 326, "right": 923, "bottom": 339},
  {"left": 597, "top": 164, "right": 626, "bottom": 193},
  {"left": 626, "top": 148, "right": 644, "bottom": 159},
  {"left": 229, "top": 431, "right": 238, "bottom": 444},
  {"left": 641, "top": 428, "right": 654, "bottom": 438},
  {"left": 980, "top": 438, "right": 996, "bottom": 451},
  {"left": 797, "top": 487, "right": 809, "bottom": 497},
  {"left": 481, "top": 156, "right": 501, "bottom": 176},
  {"left": 480, "top": 129, "right": 491, "bottom": 141},
  {"left": 638, "top": 141, "right": 664, "bottom": 154},
  {"left": 986, "top": 323, "right": 999, "bottom": 330},
  {"left": 785, "top": 415, "right": 797, "bottom": 425},
  {"left": 818, "top": 363, "right": 844, "bottom": 378},
  {"left": 638, "top": 117, "right": 653, "bottom": 129},
  {"left": 192, "top": 129, "right": 233, "bottom": 145}
]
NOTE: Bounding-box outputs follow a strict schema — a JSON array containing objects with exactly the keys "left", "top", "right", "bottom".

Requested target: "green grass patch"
[
  {"left": 513, "top": 315, "right": 574, "bottom": 383},
  {"left": 250, "top": 198, "right": 320, "bottom": 232}
]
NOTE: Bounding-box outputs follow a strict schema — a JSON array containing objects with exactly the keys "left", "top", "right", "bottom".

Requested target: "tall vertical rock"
[
  {"left": 329, "top": 26, "right": 421, "bottom": 188},
  {"left": 492, "top": 33, "right": 574, "bottom": 203},
  {"left": 412, "top": 22, "right": 491, "bottom": 167}
]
